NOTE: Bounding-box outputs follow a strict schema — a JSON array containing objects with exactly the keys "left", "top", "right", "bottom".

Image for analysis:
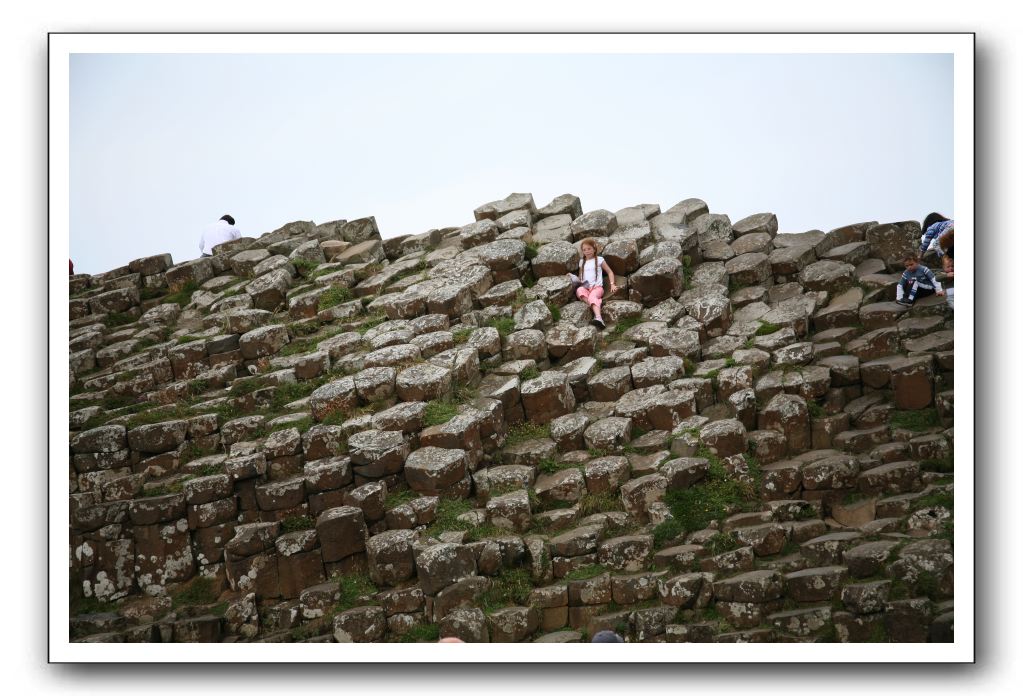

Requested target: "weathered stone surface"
[
  {"left": 415, "top": 543, "right": 477, "bottom": 595},
  {"left": 486, "top": 490, "right": 533, "bottom": 533},
  {"left": 316, "top": 506, "right": 367, "bottom": 562},
  {"left": 713, "top": 570, "right": 783, "bottom": 603},
  {"left": 521, "top": 372, "right": 576, "bottom": 425},
  {"left": 631, "top": 258, "right": 685, "bottom": 304},
  {"left": 620, "top": 474, "right": 667, "bottom": 523},
  {"left": 396, "top": 363, "right": 452, "bottom": 402},
  {"left": 405, "top": 447, "right": 469, "bottom": 495},
  {"left": 799, "top": 260, "right": 855, "bottom": 293},
  {"left": 584, "top": 417, "right": 632, "bottom": 451},
  {"left": 366, "top": 529, "right": 417, "bottom": 586},
  {"left": 698, "top": 419, "right": 747, "bottom": 458}
]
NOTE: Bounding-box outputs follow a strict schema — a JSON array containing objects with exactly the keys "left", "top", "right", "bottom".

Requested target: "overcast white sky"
[{"left": 69, "top": 52, "right": 952, "bottom": 275}]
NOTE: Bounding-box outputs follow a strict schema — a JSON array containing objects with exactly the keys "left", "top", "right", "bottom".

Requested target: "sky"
[{"left": 69, "top": 52, "right": 953, "bottom": 275}]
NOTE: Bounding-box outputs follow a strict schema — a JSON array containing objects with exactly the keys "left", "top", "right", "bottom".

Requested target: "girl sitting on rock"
[{"left": 568, "top": 237, "right": 618, "bottom": 330}]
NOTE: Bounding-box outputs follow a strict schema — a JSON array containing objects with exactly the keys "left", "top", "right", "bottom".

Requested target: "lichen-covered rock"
[
  {"left": 415, "top": 543, "right": 478, "bottom": 595},
  {"left": 486, "top": 490, "right": 533, "bottom": 533},
  {"left": 396, "top": 363, "right": 452, "bottom": 402},
  {"left": 333, "top": 605, "right": 387, "bottom": 642},
  {"left": 619, "top": 474, "right": 667, "bottom": 523},
  {"left": 366, "top": 529, "right": 417, "bottom": 586},
  {"left": 521, "top": 372, "right": 576, "bottom": 424},
  {"left": 583, "top": 417, "right": 632, "bottom": 451},
  {"left": 631, "top": 258, "right": 685, "bottom": 304},
  {"left": 597, "top": 535, "right": 653, "bottom": 572},
  {"left": 405, "top": 447, "right": 469, "bottom": 495},
  {"left": 316, "top": 506, "right": 367, "bottom": 562}
]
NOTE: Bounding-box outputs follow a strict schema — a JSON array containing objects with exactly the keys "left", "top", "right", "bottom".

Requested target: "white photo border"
[{"left": 50, "top": 31, "right": 973, "bottom": 664}]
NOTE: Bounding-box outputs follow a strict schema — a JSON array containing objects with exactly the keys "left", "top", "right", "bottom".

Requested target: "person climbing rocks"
[
  {"left": 919, "top": 212, "right": 954, "bottom": 258},
  {"left": 199, "top": 214, "right": 241, "bottom": 257},
  {"left": 896, "top": 254, "right": 944, "bottom": 306},
  {"left": 568, "top": 237, "right": 618, "bottom": 330},
  {"left": 938, "top": 226, "right": 954, "bottom": 260},
  {"left": 941, "top": 254, "right": 955, "bottom": 310}
]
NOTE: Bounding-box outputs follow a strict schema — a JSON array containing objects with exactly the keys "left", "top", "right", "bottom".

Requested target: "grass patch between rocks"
[
  {"left": 318, "top": 284, "right": 354, "bottom": 311},
  {"left": 563, "top": 564, "right": 609, "bottom": 582},
  {"left": 665, "top": 455, "right": 756, "bottom": 533},
  {"left": 397, "top": 622, "right": 441, "bottom": 642},
  {"left": 479, "top": 568, "right": 534, "bottom": 613},
  {"left": 504, "top": 422, "right": 551, "bottom": 448},
  {"left": 171, "top": 576, "right": 218, "bottom": 609},
  {"left": 487, "top": 317, "right": 516, "bottom": 338},
  {"left": 336, "top": 573, "right": 380, "bottom": 612},
  {"left": 890, "top": 408, "right": 941, "bottom": 432},
  {"left": 755, "top": 321, "right": 782, "bottom": 336},
  {"left": 281, "top": 516, "right": 315, "bottom": 533},
  {"left": 424, "top": 399, "right": 459, "bottom": 427}
]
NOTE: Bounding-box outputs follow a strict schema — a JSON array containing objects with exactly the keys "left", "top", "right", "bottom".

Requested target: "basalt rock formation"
[{"left": 67, "top": 194, "right": 954, "bottom": 644}]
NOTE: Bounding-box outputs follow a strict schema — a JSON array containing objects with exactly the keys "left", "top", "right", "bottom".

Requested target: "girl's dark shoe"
[{"left": 591, "top": 318, "right": 606, "bottom": 330}]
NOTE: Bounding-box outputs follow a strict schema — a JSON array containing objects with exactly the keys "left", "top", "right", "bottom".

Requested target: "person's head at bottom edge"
[
  {"left": 438, "top": 637, "right": 465, "bottom": 643},
  {"left": 591, "top": 630, "right": 625, "bottom": 643}
]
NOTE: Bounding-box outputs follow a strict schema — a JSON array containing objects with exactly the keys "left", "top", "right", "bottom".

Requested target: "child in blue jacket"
[{"left": 896, "top": 254, "right": 945, "bottom": 306}]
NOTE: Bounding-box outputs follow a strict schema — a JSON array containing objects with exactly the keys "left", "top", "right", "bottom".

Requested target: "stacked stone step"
[{"left": 68, "top": 192, "right": 953, "bottom": 643}]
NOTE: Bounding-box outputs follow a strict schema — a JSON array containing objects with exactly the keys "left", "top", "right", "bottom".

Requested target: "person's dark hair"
[
  {"left": 922, "top": 212, "right": 949, "bottom": 233},
  {"left": 220, "top": 214, "right": 236, "bottom": 226}
]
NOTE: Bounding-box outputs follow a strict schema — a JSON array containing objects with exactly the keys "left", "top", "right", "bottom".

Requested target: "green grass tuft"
[
  {"left": 171, "top": 576, "right": 218, "bottom": 609},
  {"left": 504, "top": 422, "right": 551, "bottom": 448},
  {"left": 890, "top": 408, "right": 942, "bottom": 431},
  {"left": 336, "top": 573, "right": 379, "bottom": 612},
  {"left": 397, "top": 622, "right": 441, "bottom": 642},
  {"left": 291, "top": 257, "right": 319, "bottom": 277},
  {"left": 704, "top": 532, "right": 739, "bottom": 556},
  {"left": 426, "top": 498, "right": 474, "bottom": 537},
  {"left": 547, "top": 303, "right": 561, "bottom": 323},
  {"left": 384, "top": 489, "right": 417, "bottom": 511},
  {"left": 611, "top": 316, "right": 643, "bottom": 336},
  {"left": 281, "top": 516, "right": 315, "bottom": 533},
  {"left": 664, "top": 455, "right": 756, "bottom": 533},
  {"left": 479, "top": 568, "right": 534, "bottom": 613},
  {"left": 577, "top": 492, "right": 623, "bottom": 516},
  {"left": 652, "top": 519, "right": 685, "bottom": 550},
  {"left": 424, "top": 399, "right": 459, "bottom": 427},
  {"left": 911, "top": 489, "right": 954, "bottom": 512},
  {"left": 563, "top": 564, "right": 609, "bottom": 582},
  {"left": 165, "top": 280, "right": 200, "bottom": 308},
  {"left": 520, "top": 365, "right": 540, "bottom": 381},
  {"left": 102, "top": 311, "right": 137, "bottom": 328},
  {"left": 487, "top": 317, "right": 516, "bottom": 338},
  {"left": 318, "top": 284, "right": 354, "bottom": 311},
  {"left": 755, "top": 321, "right": 782, "bottom": 336},
  {"left": 277, "top": 338, "right": 317, "bottom": 357}
]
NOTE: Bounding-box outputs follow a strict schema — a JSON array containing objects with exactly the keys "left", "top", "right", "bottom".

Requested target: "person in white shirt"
[
  {"left": 199, "top": 214, "right": 241, "bottom": 257},
  {"left": 566, "top": 237, "right": 618, "bottom": 330}
]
